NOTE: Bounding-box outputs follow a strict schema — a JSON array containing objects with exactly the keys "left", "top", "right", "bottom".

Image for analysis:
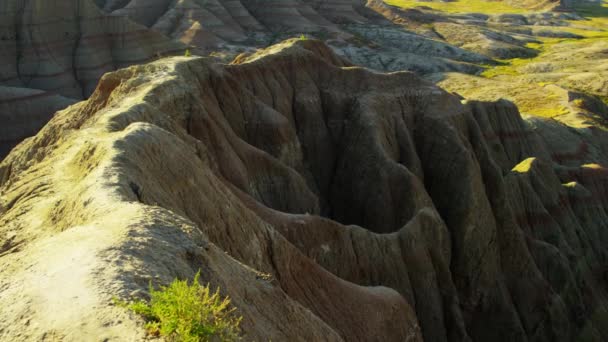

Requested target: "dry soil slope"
[{"left": 1, "top": 39, "right": 608, "bottom": 342}]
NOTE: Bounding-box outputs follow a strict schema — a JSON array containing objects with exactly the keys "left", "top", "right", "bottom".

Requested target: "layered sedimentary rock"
[
  {"left": 0, "top": 0, "right": 184, "bottom": 98},
  {"left": 0, "top": 86, "right": 76, "bottom": 158},
  {"left": 1, "top": 40, "right": 608, "bottom": 341},
  {"left": 92, "top": 0, "right": 491, "bottom": 72},
  {"left": 95, "top": 0, "right": 356, "bottom": 33},
  {"left": 0, "top": 0, "right": 184, "bottom": 159}
]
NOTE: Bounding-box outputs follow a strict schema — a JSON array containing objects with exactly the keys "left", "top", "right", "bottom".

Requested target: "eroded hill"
[{"left": 1, "top": 39, "right": 608, "bottom": 342}]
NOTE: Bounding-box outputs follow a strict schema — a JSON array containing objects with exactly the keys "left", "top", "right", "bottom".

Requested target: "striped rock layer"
[
  {"left": 94, "top": 0, "right": 489, "bottom": 69},
  {"left": 0, "top": 0, "right": 184, "bottom": 159}
]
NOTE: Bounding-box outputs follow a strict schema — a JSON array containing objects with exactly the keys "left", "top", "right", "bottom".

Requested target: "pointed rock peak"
[{"left": 231, "top": 38, "right": 349, "bottom": 66}]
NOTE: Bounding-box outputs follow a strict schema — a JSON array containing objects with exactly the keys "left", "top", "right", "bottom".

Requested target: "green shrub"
[
  {"left": 116, "top": 272, "right": 241, "bottom": 342},
  {"left": 185, "top": 49, "right": 192, "bottom": 57},
  {"left": 299, "top": 34, "right": 308, "bottom": 41}
]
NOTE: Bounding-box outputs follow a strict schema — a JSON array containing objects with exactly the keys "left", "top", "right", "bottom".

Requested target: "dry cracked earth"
[{"left": 1, "top": 0, "right": 608, "bottom": 341}]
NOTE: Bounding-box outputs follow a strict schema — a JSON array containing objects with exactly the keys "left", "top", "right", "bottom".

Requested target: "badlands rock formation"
[
  {"left": 0, "top": 0, "right": 504, "bottom": 161},
  {"left": 93, "top": 0, "right": 491, "bottom": 72},
  {"left": 0, "top": 0, "right": 184, "bottom": 159},
  {"left": 1, "top": 39, "right": 608, "bottom": 341},
  {"left": 0, "top": 0, "right": 184, "bottom": 98},
  {"left": 4, "top": 0, "right": 592, "bottom": 161}
]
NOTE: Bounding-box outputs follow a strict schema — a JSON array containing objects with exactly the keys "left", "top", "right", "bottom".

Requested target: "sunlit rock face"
[{"left": 1, "top": 39, "right": 608, "bottom": 341}]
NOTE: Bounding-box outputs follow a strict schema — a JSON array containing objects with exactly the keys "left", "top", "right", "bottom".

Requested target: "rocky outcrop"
[{"left": 1, "top": 39, "right": 608, "bottom": 341}]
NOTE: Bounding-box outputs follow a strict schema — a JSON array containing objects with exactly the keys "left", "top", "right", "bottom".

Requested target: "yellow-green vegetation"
[
  {"left": 185, "top": 49, "right": 192, "bottom": 57},
  {"left": 384, "top": 0, "right": 530, "bottom": 14},
  {"left": 557, "top": 4, "right": 608, "bottom": 39},
  {"left": 442, "top": 2, "right": 607, "bottom": 119},
  {"left": 392, "top": 0, "right": 608, "bottom": 119},
  {"left": 515, "top": 89, "right": 569, "bottom": 117},
  {"left": 436, "top": 73, "right": 570, "bottom": 117},
  {"left": 481, "top": 3, "right": 608, "bottom": 79},
  {"left": 480, "top": 37, "right": 581, "bottom": 79},
  {"left": 116, "top": 272, "right": 242, "bottom": 342},
  {"left": 480, "top": 57, "right": 534, "bottom": 78},
  {"left": 558, "top": 24, "right": 608, "bottom": 38}
]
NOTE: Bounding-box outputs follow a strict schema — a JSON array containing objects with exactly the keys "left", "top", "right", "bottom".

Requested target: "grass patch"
[
  {"left": 554, "top": 23, "right": 608, "bottom": 39},
  {"left": 115, "top": 272, "right": 241, "bottom": 342},
  {"left": 437, "top": 72, "right": 571, "bottom": 118},
  {"left": 481, "top": 36, "right": 583, "bottom": 77},
  {"left": 564, "top": 3, "right": 608, "bottom": 38},
  {"left": 387, "top": 0, "right": 608, "bottom": 120},
  {"left": 512, "top": 89, "right": 570, "bottom": 117},
  {"left": 527, "top": 103, "right": 570, "bottom": 117},
  {"left": 481, "top": 58, "right": 529, "bottom": 78},
  {"left": 384, "top": 0, "right": 531, "bottom": 14}
]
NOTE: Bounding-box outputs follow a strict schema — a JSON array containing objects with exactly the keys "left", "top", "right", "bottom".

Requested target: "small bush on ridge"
[{"left": 116, "top": 272, "right": 241, "bottom": 342}]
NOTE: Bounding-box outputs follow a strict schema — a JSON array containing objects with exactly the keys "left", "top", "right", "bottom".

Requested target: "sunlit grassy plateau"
[
  {"left": 386, "top": 0, "right": 532, "bottom": 14},
  {"left": 386, "top": 0, "right": 608, "bottom": 118}
]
